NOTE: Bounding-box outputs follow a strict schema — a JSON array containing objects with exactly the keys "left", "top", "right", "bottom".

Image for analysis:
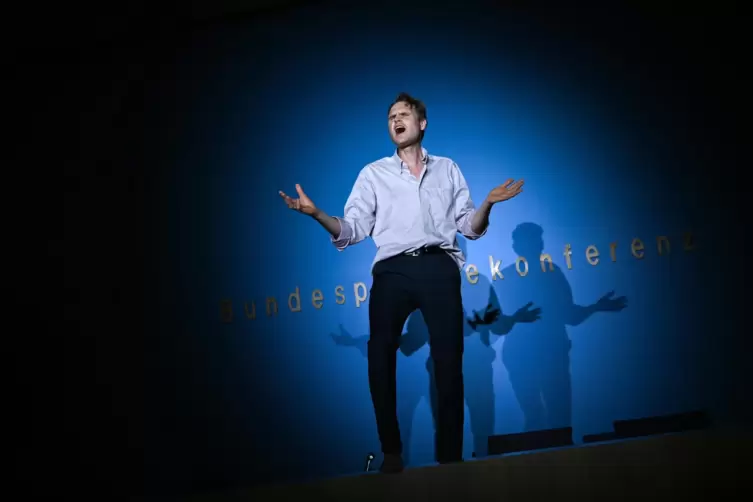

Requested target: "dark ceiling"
[{"left": 15, "top": 0, "right": 327, "bottom": 52}]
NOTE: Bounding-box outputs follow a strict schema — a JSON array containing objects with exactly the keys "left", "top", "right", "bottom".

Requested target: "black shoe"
[{"left": 379, "top": 453, "right": 404, "bottom": 474}]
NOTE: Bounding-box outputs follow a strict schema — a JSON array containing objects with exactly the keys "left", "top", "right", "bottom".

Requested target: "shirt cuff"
[
  {"left": 460, "top": 213, "right": 487, "bottom": 239},
  {"left": 330, "top": 217, "right": 352, "bottom": 250},
  {"left": 464, "top": 226, "right": 487, "bottom": 239}
]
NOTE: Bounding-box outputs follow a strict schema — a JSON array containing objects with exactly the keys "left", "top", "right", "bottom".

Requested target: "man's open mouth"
[{"left": 395, "top": 125, "right": 406, "bottom": 134}]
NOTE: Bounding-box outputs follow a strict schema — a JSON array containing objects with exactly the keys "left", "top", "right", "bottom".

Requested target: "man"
[{"left": 279, "top": 93, "right": 523, "bottom": 472}]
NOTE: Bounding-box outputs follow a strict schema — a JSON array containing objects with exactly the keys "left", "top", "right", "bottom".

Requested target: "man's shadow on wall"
[
  {"left": 330, "top": 236, "right": 540, "bottom": 464},
  {"left": 491, "top": 222, "right": 628, "bottom": 432}
]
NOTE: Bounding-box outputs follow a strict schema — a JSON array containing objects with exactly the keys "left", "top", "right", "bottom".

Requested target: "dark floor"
[{"left": 177, "top": 428, "right": 752, "bottom": 502}]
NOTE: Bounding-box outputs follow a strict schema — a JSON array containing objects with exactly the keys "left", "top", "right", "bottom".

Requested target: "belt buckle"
[{"left": 406, "top": 249, "right": 421, "bottom": 257}]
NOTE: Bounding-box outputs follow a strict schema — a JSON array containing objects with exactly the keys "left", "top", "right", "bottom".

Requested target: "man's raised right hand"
[{"left": 279, "top": 184, "right": 318, "bottom": 216}]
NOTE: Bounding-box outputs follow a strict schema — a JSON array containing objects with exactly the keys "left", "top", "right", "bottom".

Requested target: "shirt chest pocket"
[{"left": 422, "top": 187, "right": 455, "bottom": 226}]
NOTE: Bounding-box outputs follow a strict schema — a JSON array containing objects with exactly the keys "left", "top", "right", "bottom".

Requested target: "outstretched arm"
[
  {"left": 567, "top": 304, "right": 597, "bottom": 327},
  {"left": 279, "top": 168, "right": 376, "bottom": 250},
  {"left": 330, "top": 324, "right": 369, "bottom": 358},
  {"left": 451, "top": 163, "right": 488, "bottom": 239},
  {"left": 451, "top": 163, "right": 524, "bottom": 239},
  {"left": 330, "top": 169, "right": 377, "bottom": 251},
  {"left": 480, "top": 301, "right": 542, "bottom": 337},
  {"left": 472, "top": 178, "right": 525, "bottom": 234},
  {"left": 567, "top": 291, "right": 627, "bottom": 327},
  {"left": 312, "top": 209, "right": 342, "bottom": 238},
  {"left": 470, "top": 200, "right": 494, "bottom": 237},
  {"left": 466, "top": 288, "right": 540, "bottom": 344},
  {"left": 280, "top": 184, "right": 342, "bottom": 235}
]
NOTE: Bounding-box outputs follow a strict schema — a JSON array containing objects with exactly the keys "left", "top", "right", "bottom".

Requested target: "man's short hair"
[{"left": 388, "top": 92, "right": 427, "bottom": 122}]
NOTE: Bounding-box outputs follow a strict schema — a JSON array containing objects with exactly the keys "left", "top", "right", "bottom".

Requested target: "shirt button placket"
[{"left": 420, "top": 185, "right": 431, "bottom": 234}]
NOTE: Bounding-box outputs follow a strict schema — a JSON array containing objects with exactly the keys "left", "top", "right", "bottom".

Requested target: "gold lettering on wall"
[
  {"left": 243, "top": 301, "right": 255, "bottom": 320},
  {"left": 220, "top": 299, "right": 233, "bottom": 323},
  {"left": 266, "top": 297, "right": 278, "bottom": 316},
  {"left": 586, "top": 245, "right": 600, "bottom": 265},
  {"left": 335, "top": 285, "right": 346, "bottom": 304},
  {"left": 631, "top": 238, "right": 645, "bottom": 259},
  {"left": 311, "top": 289, "right": 324, "bottom": 309},
  {"left": 563, "top": 244, "right": 573, "bottom": 269},
  {"left": 465, "top": 264, "right": 479, "bottom": 284},
  {"left": 353, "top": 282, "right": 367, "bottom": 308},
  {"left": 219, "top": 230, "right": 699, "bottom": 323},
  {"left": 656, "top": 236, "right": 671, "bottom": 255},
  {"left": 540, "top": 253, "right": 554, "bottom": 272},
  {"left": 288, "top": 286, "right": 301, "bottom": 312},
  {"left": 684, "top": 232, "right": 695, "bottom": 251},
  {"left": 489, "top": 256, "right": 504, "bottom": 280}
]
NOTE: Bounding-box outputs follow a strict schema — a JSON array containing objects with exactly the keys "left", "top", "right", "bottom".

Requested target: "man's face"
[{"left": 388, "top": 101, "right": 426, "bottom": 147}]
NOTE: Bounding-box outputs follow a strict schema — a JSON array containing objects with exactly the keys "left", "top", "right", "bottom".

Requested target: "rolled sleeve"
[
  {"left": 459, "top": 210, "right": 487, "bottom": 239},
  {"left": 330, "top": 168, "right": 377, "bottom": 251},
  {"left": 451, "top": 163, "right": 487, "bottom": 240},
  {"left": 330, "top": 216, "right": 353, "bottom": 250}
]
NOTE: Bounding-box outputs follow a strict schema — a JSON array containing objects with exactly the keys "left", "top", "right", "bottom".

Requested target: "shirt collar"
[{"left": 391, "top": 147, "right": 430, "bottom": 171}]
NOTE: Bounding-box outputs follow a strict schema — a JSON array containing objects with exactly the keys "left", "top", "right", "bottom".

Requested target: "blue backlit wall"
[{"left": 142, "top": 4, "right": 744, "bottom": 494}]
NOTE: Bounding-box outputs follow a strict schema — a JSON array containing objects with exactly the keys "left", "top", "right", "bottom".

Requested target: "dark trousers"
[{"left": 368, "top": 249, "right": 464, "bottom": 463}]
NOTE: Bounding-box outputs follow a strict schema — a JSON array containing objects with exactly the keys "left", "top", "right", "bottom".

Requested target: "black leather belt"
[{"left": 402, "top": 246, "right": 445, "bottom": 257}]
